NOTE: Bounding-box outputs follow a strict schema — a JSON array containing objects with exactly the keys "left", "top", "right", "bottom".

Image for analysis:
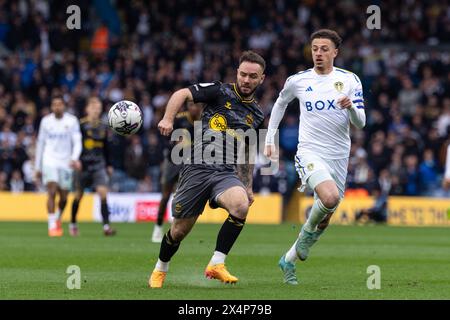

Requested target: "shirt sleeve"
[
  {"left": 265, "top": 76, "right": 296, "bottom": 145},
  {"left": 188, "top": 81, "right": 222, "bottom": 105},
  {"left": 348, "top": 73, "right": 366, "bottom": 129},
  {"left": 34, "top": 118, "right": 46, "bottom": 171},
  {"left": 71, "top": 119, "right": 82, "bottom": 161}
]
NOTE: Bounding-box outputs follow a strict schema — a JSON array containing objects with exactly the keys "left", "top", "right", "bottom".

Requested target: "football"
[{"left": 108, "top": 100, "right": 143, "bottom": 136}]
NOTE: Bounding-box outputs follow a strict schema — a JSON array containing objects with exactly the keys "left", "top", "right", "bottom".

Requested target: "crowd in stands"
[{"left": 0, "top": 0, "right": 449, "bottom": 206}]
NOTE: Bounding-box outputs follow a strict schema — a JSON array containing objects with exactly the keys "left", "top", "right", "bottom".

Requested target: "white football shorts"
[
  {"left": 42, "top": 165, "right": 74, "bottom": 190},
  {"left": 294, "top": 152, "right": 348, "bottom": 198}
]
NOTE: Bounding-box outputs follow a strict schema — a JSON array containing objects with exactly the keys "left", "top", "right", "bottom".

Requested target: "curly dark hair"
[{"left": 310, "top": 29, "right": 343, "bottom": 48}]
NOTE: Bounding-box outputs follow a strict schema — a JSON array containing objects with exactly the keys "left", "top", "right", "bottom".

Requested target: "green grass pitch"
[{"left": 1, "top": 221, "right": 449, "bottom": 299}]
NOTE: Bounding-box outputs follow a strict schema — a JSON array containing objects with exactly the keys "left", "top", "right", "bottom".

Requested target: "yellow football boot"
[
  {"left": 149, "top": 270, "right": 167, "bottom": 288},
  {"left": 204, "top": 264, "right": 238, "bottom": 284}
]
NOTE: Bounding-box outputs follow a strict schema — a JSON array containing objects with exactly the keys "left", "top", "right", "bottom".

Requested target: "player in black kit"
[
  {"left": 149, "top": 51, "right": 266, "bottom": 288},
  {"left": 151, "top": 102, "right": 202, "bottom": 243},
  {"left": 70, "top": 97, "right": 116, "bottom": 236}
]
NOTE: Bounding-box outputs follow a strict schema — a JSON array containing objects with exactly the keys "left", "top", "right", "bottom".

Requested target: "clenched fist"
[{"left": 158, "top": 119, "right": 174, "bottom": 136}]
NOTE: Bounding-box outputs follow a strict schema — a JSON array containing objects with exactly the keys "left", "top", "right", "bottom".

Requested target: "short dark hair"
[
  {"left": 51, "top": 93, "right": 64, "bottom": 101},
  {"left": 310, "top": 29, "right": 342, "bottom": 48},
  {"left": 239, "top": 50, "right": 266, "bottom": 71}
]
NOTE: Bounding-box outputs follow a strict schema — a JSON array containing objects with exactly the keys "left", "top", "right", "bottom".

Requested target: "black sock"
[
  {"left": 215, "top": 214, "right": 246, "bottom": 255},
  {"left": 71, "top": 199, "right": 80, "bottom": 224},
  {"left": 159, "top": 229, "right": 180, "bottom": 262},
  {"left": 59, "top": 199, "right": 67, "bottom": 217},
  {"left": 101, "top": 200, "right": 110, "bottom": 225}
]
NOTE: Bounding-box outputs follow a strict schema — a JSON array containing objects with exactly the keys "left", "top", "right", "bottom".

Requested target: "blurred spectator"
[
  {"left": 124, "top": 135, "right": 148, "bottom": 180},
  {"left": 60, "top": 64, "right": 78, "bottom": 91},
  {"left": 419, "top": 149, "right": 439, "bottom": 196},
  {"left": 389, "top": 175, "right": 404, "bottom": 196},
  {"left": 107, "top": 133, "right": 127, "bottom": 171},
  {"left": 403, "top": 155, "right": 421, "bottom": 196},
  {"left": 137, "top": 174, "right": 154, "bottom": 193},
  {"left": 367, "top": 140, "right": 390, "bottom": 176},
  {"left": 9, "top": 169, "right": 24, "bottom": 193},
  {"left": 419, "top": 66, "right": 442, "bottom": 98},
  {"left": 398, "top": 77, "right": 421, "bottom": 117},
  {"left": 146, "top": 131, "right": 164, "bottom": 191},
  {"left": 91, "top": 22, "right": 110, "bottom": 58},
  {"left": 140, "top": 93, "right": 154, "bottom": 131},
  {"left": 0, "top": 171, "right": 8, "bottom": 191},
  {"left": 355, "top": 186, "right": 388, "bottom": 224},
  {"left": 21, "top": 158, "right": 35, "bottom": 191},
  {"left": 378, "top": 169, "right": 392, "bottom": 194},
  {"left": 351, "top": 152, "right": 371, "bottom": 189},
  {"left": 279, "top": 114, "right": 298, "bottom": 160},
  {"left": 388, "top": 111, "right": 408, "bottom": 136}
]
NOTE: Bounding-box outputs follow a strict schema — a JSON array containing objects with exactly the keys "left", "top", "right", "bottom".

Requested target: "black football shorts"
[{"left": 171, "top": 165, "right": 245, "bottom": 219}]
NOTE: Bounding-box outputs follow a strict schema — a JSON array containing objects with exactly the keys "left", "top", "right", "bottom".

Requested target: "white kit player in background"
[
  {"left": 442, "top": 144, "right": 450, "bottom": 191},
  {"left": 34, "top": 94, "right": 82, "bottom": 237},
  {"left": 264, "top": 29, "right": 366, "bottom": 285}
]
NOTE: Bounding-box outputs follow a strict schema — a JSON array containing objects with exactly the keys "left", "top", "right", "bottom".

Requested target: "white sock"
[
  {"left": 303, "top": 198, "right": 335, "bottom": 233},
  {"left": 155, "top": 259, "right": 169, "bottom": 272},
  {"left": 285, "top": 241, "right": 298, "bottom": 263},
  {"left": 103, "top": 224, "right": 110, "bottom": 231},
  {"left": 56, "top": 210, "right": 61, "bottom": 220},
  {"left": 70, "top": 223, "right": 77, "bottom": 229},
  {"left": 209, "top": 251, "right": 226, "bottom": 265},
  {"left": 48, "top": 213, "right": 57, "bottom": 230}
]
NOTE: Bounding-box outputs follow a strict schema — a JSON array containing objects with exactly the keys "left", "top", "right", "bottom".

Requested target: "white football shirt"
[
  {"left": 35, "top": 113, "right": 82, "bottom": 170},
  {"left": 266, "top": 67, "right": 366, "bottom": 159}
]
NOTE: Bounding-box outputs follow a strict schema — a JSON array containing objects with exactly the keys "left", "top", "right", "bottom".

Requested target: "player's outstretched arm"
[
  {"left": 343, "top": 74, "right": 366, "bottom": 129},
  {"left": 71, "top": 120, "right": 82, "bottom": 169},
  {"left": 265, "top": 76, "right": 296, "bottom": 151},
  {"left": 158, "top": 88, "right": 193, "bottom": 136},
  {"left": 34, "top": 119, "right": 46, "bottom": 181},
  {"left": 348, "top": 104, "right": 366, "bottom": 129}
]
